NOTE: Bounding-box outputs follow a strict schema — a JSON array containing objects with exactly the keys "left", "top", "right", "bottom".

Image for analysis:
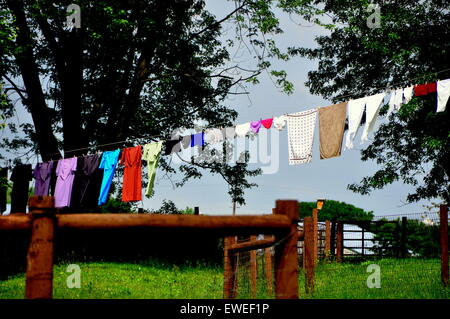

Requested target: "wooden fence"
[
  {"left": 222, "top": 200, "right": 299, "bottom": 299},
  {"left": 0, "top": 196, "right": 300, "bottom": 299},
  {"left": 297, "top": 205, "right": 449, "bottom": 291}
]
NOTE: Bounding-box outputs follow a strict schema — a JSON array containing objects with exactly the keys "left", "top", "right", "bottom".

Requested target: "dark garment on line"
[
  {"left": 10, "top": 164, "right": 32, "bottom": 214},
  {"left": 70, "top": 154, "right": 102, "bottom": 210},
  {"left": 164, "top": 138, "right": 182, "bottom": 155},
  {"left": 171, "top": 135, "right": 191, "bottom": 153},
  {"left": 0, "top": 167, "right": 7, "bottom": 213},
  {"left": 33, "top": 161, "right": 54, "bottom": 196},
  {"left": 49, "top": 159, "right": 58, "bottom": 196}
]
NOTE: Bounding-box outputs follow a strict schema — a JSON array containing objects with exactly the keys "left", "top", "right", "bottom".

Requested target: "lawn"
[
  {"left": 0, "top": 260, "right": 223, "bottom": 299},
  {"left": 298, "top": 258, "right": 449, "bottom": 299},
  {"left": 0, "top": 258, "right": 448, "bottom": 299}
]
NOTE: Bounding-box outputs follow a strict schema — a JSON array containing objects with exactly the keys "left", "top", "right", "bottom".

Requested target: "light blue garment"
[
  {"left": 190, "top": 132, "right": 205, "bottom": 147},
  {"left": 98, "top": 149, "right": 120, "bottom": 205}
]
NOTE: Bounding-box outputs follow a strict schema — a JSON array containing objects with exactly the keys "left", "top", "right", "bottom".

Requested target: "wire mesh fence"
[
  {"left": 227, "top": 210, "right": 449, "bottom": 299},
  {"left": 298, "top": 258, "right": 447, "bottom": 298}
]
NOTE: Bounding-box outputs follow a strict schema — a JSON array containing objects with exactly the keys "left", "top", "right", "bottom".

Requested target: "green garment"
[{"left": 143, "top": 141, "right": 163, "bottom": 197}]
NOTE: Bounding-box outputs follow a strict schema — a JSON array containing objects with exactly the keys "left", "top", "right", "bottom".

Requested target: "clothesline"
[
  {"left": 42, "top": 123, "right": 232, "bottom": 160},
  {"left": 39, "top": 67, "right": 450, "bottom": 160},
  {"left": 333, "top": 67, "right": 450, "bottom": 102},
  {"left": 3, "top": 75, "right": 449, "bottom": 215}
]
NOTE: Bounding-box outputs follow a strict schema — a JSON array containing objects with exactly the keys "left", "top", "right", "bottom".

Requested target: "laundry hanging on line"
[
  {"left": 120, "top": 145, "right": 143, "bottom": 202},
  {"left": 98, "top": 149, "right": 120, "bottom": 206},
  {"left": 287, "top": 109, "right": 318, "bottom": 165},
  {"left": 33, "top": 161, "right": 54, "bottom": 197},
  {"left": 70, "top": 154, "right": 102, "bottom": 210},
  {"left": 3, "top": 76, "right": 448, "bottom": 214},
  {"left": 437, "top": 79, "right": 450, "bottom": 112},
  {"left": 318, "top": 102, "right": 347, "bottom": 160},
  {"left": 345, "top": 93, "right": 385, "bottom": 150},
  {"left": 10, "top": 164, "right": 32, "bottom": 213},
  {"left": 54, "top": 157, "right": 78, "bottom": 208},
  {"left": 143, "top": 141, "right": 163, "bottom": 198}
]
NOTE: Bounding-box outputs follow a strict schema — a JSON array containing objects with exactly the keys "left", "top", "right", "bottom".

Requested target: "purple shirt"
[
  {"left": 33, "top": 161, "right": 54, "bottom": 196},
  {"left": 250, "top": 120, "right": 262, "bottom": 133},
  {"left": 54, "top": 157, "right": 77, "bottom": 208}
]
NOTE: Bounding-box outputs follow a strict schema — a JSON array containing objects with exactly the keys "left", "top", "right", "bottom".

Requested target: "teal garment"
[{"left": 98, "top": 149, "right": 120, "bottom": 205}]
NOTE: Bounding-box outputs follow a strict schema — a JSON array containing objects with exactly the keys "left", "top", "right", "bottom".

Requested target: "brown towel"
[{"left": 318, "top": 102, "right": 347, "bottom": 159}]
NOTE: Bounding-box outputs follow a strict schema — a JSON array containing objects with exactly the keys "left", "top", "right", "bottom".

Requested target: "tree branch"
[
  {"left": 189, "top": 0, "right": 249, "bottom": 39},
  {"left": 2, "top": 75, "right": 27, "bottom": 102}
]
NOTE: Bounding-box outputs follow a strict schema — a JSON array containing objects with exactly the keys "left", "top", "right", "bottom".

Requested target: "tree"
[
  {"left": 175, "top": 138, "right": 262, "bottom": 214},
  {"left": 369, "top": 219, "right": 442, "bottom": 257},
  {"left": 0, "top": 0, "right": 315, "bottom": 205},
  {"left": 289, "top": 0, "right": 450, "bottom": 203},
  {"left": 146, "top": 200, "right": 195, "bottom": 215},
  {"left": 98, "top": 196, "right": 133, "bottom": 214},
  {"left": 299, "top": 200, "right": 374, "bottom": 222}
]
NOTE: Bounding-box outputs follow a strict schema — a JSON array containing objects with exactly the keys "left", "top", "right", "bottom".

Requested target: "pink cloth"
[
  {"left": 261, "top": 118, "right": 273, "bottom": 129},
  {"left": 250, "top": 120, "right": 262, "bottom": 133},
  {"left": 54, "top": 157, "right": 77, "bottom": 208}
]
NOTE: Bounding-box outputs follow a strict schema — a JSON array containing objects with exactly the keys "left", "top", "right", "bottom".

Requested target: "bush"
[
  {"left": 369, "top": 219, "right": 443, "bottom": 257},
  {"left": 299, "top": 200, "right": 374, "bottom": 222}
]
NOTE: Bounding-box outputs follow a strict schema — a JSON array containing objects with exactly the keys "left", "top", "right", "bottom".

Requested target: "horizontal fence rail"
[
  {"left": 0, "top": 214, "right": 293, "bottom": 235},
  {"left": 0, "top": 196, "right": 300, "bottom": 299}
]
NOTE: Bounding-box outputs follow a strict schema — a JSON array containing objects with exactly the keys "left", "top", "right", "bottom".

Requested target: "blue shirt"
[
  {"left": 190, "top": 132, "right": 205, "bottom": 147},
  {"left": 98, "top": 149, "right": 120, "bottom": 205}
]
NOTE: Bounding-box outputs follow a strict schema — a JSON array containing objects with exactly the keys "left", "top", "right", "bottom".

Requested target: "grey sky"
[
  {"left": 144, "top": 2, "right": 432, "bottom": 216},
  {"left": 1, "top": 1, "right": 434, "bottom": 217}
]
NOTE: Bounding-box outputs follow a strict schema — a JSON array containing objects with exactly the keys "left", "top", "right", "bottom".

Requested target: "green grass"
[
  {"left": 0, "top": 259, "right": 223, "bottom": 299},
  {"left": 298, "top": 258, "right": 449, "bottom": 299},
  {"left": 0, "top": 258, "right": 448, "bottom": 299}
]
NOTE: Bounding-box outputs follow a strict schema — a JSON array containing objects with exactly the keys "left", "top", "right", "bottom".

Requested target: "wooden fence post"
[
  {"left": 304, "top": 217, "right": 315, "bottom": 293},
  {"left": 401, "top": 217, "right": 407, "bottom": 258},
  {"left": 330, "top": 221, "right": 336, "bottom": 257},
  {"left": 274, "top": 200, "right": 299, "bottom": 299},
  {"left": 250, "top": 235, "right": 257, "bottom": 298},
  {"left": 264, "top": 246, "right": 273, "bottom": 296},
  {"left": 336, "top": 222, "right": 344, "bottom": 263},
  {"left": 223, "top": 236, "right": 238, "bottom": 299},
  {"left": 312, "top": 209, "right": 318, "bottom": 263},
  {"left": 361, "top": 227, "right": 365, "bottom": 257},
  {"left": 25, "top": 196, "right": 55, "bottom": 299},
  {"left": 440, "top": 205, "right": 449, "bottom": 287},
  {"left": 325, "top": 220, "right": 331, "bottom": 261}
]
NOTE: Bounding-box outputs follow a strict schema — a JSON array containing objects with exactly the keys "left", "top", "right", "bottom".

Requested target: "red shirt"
[
  {"left": 414, "top": 82, "right": 437, "bottom": 96},
  {"left": 120, "top": 145, "right": 142, "bottom": 202}
]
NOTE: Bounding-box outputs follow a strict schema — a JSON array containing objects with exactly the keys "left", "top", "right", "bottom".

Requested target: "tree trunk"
[
  {"left": 7, "top": 0, "right": 60, "bottom": 161},
  {"left": 60, "top": 29, "right": 85, "bottom": 156}
]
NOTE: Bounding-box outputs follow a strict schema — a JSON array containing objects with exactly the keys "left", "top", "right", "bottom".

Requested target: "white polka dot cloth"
[{"left": 286, "top": 109, "right": 318, "bottom": 165}]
